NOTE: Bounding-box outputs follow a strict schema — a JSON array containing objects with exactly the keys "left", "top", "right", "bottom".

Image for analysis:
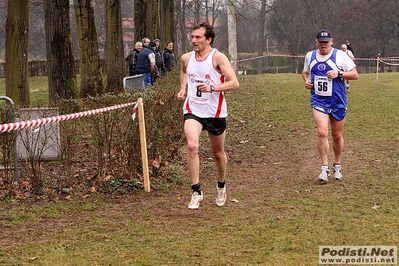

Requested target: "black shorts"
[{"left": 184, "top": 114, "right": 226, "bottom": 136}]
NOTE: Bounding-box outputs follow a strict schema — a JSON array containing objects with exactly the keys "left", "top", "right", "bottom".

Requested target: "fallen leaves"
[
  {"left": 371, "top": 204, "right": 380, "bottom": 210},
  {"left": 28, "top": 257, "right": 38, "bottom": 262},
  {"left": 152, "top": 156, "right": 161, "bottom": 169}
]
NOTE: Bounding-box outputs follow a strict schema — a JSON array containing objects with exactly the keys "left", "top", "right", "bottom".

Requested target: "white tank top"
[{"left": 183, "top": 48, "right": 227, "bottom": 118}]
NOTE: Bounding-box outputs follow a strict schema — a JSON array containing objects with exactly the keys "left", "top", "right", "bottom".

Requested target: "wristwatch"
[
  {"left": 210, "top": 85, "right": 215, "bottom": 92},
  {"left": 338, "top": 71, "right": 343, "bottom": 78}
]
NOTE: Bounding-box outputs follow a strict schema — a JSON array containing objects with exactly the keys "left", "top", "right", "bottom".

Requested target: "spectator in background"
[
  {"left": 152, "top": 38, "right": 164, "bottom": 83},
  {"left": 341, "top": 44, "right": 355, "bottom": 92},
  {"left": 162, "top": 41, "right": 177, "bottom": 77},
  {"left": 345, "top": 40, "right": 355, "bottom": 56},
  {"left": 141, "top": 37, "right": 150, "bottom": 48},
  {"left": 125, "top": 41, "right": 143, "bottom": 76},
  {"left": 135, "top": 41, "right": 157, "bottom": 87}
]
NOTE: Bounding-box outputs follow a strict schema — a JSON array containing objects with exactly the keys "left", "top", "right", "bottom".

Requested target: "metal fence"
[
  {"left": 0, "top": 56, "right": 398, "bottom": 78},
  {"left": 236, "top": 54, "right": 399, "bottom": 75},
  {"left": 123, "top": 75, "right": 145, "bottom": 91},
  {"left": 0, "top": 96, "right": 18, "bottom": 183}
]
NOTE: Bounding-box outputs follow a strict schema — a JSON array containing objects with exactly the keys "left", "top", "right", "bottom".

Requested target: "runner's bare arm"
[
  {"left": 341, "top": 68, "right": 358, "bottom": 81},
  {"left": 212, "top": 51, "right": 239, "bottom": 92},
  {"left": 177, "top": 52, "right": 191, "bottom": 101},
  {"left": 302, "top": 70, "right": 313, "bottom": 90}
]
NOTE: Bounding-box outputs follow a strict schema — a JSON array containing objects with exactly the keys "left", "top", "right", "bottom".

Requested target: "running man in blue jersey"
[{"left": 302, "top": 29, "right": 358, "bottom": 184}]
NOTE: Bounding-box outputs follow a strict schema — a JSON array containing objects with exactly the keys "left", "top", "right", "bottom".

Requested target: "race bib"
[
  {"left": 188, "top": 88, "right": 211, "bottom": 104},
  {"left": 314, "top": 75, "right": 332, "bottom": 96}
]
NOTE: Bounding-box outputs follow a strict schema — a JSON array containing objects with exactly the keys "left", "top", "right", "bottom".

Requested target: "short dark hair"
[{"left": 193, "top": 22, "right": 215, "bottom": 45}]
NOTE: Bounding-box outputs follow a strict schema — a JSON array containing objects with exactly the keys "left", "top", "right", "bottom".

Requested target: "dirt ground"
[
  {"left": 0, "top": 131, "right": 319, "bottom": 245},
  {"left": 0, "top": 160, "right": 282, "bottom": 251}
]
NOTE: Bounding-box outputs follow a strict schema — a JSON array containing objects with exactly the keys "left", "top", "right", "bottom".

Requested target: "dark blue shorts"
[
  {"left": 313, "top": 105, "right": 347, "bottom": 121},
  {"left": 184, "top": 114, "right": 226, "bottom": 135}
]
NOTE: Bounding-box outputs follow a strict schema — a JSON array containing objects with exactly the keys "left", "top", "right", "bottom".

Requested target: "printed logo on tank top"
[
  {"left": 190, "top": 77, "right": 207, "bottom": 84},
  {"left": 189, "top": 74, "right": 212, "bottom": 86}
]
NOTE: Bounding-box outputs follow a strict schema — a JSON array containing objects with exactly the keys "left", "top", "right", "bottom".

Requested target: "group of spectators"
[{"left": 125, "top": 37, "right": 177, "bottom": 87}]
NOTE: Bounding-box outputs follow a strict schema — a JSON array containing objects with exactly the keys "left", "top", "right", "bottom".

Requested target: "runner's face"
[
  {"left": 316, "top": 39, "right": 333, "bottom": 55},
  {"left": 191, "top": 28, "right": 210, "bottom": 52}
]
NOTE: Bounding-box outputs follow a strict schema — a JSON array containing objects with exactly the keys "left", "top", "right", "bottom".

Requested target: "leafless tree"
[
  {"left": 105, "top": 0, "right": 124, "bottom": 93},
  {"left": 159, "top": 0, "right": 175, "bottom": 44},
  {"left": 44, "top": 0, "right": 78, "bottom": 104},
  {"left": 227, "top": 0, "right": 237, "bottom": 72},
  {"left": 134, "top": 0, "right": 158, "bottom": 40},
  {"left": 256, "top": 0, "right": 267, "bottom": 74},
  {"left": 5, "top": 0, "right": 30, "bottom": 107},
  {"left": 73, "top": 0, "right": 104, "bottom": 97}
]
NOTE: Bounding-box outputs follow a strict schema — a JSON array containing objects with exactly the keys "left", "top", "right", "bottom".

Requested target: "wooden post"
[
  {"left": 137, "top": 98, "right": 150, "bottom": 192},
  {"left": 376, "top": 55, "right": 380, "bottom": 80}
]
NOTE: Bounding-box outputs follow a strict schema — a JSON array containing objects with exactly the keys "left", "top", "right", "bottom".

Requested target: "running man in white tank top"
[
  {"left": 177, "top": 22, "right": 239, "bottom": 209},
  {"left": 340, "top": 44, "right": 355, "bottom": 92}
]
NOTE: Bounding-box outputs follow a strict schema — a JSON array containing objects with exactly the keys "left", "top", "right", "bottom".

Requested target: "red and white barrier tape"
[
  {"left": 0, "top": 101, "right": 138, "bottom": 133},
  {"left": 232, "top": 54, "right": 305, "bottom": 63},
  {"left": 131, "top": 102, "right": 138, "bottom": 121},
  {"left": 232, "top": 53, "right": 399, "bottom": 63},
  {"left": 380, "top": 60, "right": 399, "bottom": 66}
]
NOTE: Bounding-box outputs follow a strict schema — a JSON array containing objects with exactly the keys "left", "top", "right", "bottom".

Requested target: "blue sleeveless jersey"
[{"left": 310, "top": 49, "right": 346, "bottom": 109}]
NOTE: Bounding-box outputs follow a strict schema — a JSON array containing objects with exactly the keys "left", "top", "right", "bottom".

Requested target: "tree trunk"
[
  {"left": 257, "top": 0, "right": 266, "bottom": 74},
  {"left": 227, "top": 1, "right": 237, "bottom": 73},
  {"left": 194, "top": 0, "right": 200, "bottom": 24},
  {"left": 74, "top": 0, "right": 104, "bottom": 98},
  {"left": 134, "top": 0, "right": 158, "bottom": 41},
  {"left": 176, "top": 0, "right": 187, "bottom": 54},
  {"left": 44, "top": 0, "right": 78, "bottom": 105},
  {"left": 105, "top": 0, "right": 124, "bottom": 93},
  {"left": 204, "top": 0, "right": 209, "bottom": 24},
  {"left": 159, "top": 0, "right": 175, "bottom": 44},
  {"left": 397, "top": 0, "right": 399, "bottom": 56},
  {"left": 5, "top": 0, "right": 30, "bottom": 107}
]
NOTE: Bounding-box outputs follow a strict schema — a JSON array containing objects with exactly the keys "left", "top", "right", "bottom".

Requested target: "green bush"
[{"left": 1, "top": 67, "right": 186, "bottom": 196}]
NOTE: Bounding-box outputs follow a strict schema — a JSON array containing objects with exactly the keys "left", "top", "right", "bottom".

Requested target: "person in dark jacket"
[
  {"left": 141, "top": 37, "right": 150, "bottom": 48},
  {"left": 152, "top": 38, "right": 164, "bottom": 83},
  {"left": 135, "top": 41, "right": 157, "bottom": 87},
  {"left": 162, "top": 41, "right": 177, "bottom": 77},
  {"left": 345, "top": 40, "right": 355, "bottom": 56},
  {"left": 125, "top": 41, "right": 143, "bottom": 76}
]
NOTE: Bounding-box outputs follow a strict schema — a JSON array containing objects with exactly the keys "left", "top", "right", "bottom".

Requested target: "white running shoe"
[
  {"left": 333, "top": 164, "right": 343, "bottom": 180},
  {"left": 216, "top": 185, "right": 226, "bottom": 207},
  {"left": 318, "top": 166, "right": 330, "bottom": 184},
  {"left": 188, "top": 191, "right": 203, "bottom": 210}
]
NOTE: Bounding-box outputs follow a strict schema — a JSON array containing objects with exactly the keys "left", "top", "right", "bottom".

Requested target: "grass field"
[
  {"left": 0, "top": 76, "right": 49, "bottom": 106},
  {"left": 1, "top": 72, "right": 399, "bottom": 265}
]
